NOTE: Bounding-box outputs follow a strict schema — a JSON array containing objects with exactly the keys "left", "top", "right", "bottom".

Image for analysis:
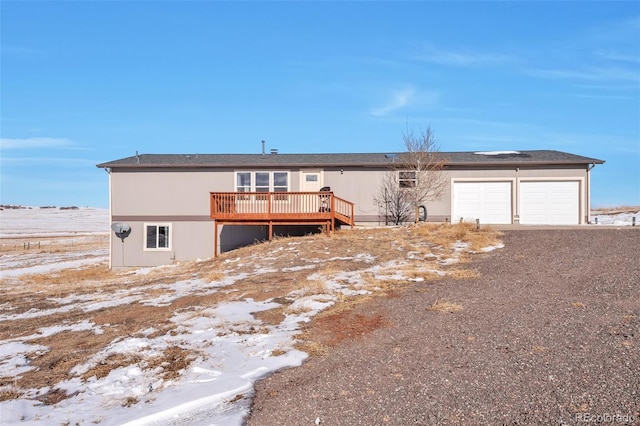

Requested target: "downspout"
[
  {"left": 103, "top": 167, "right": 114, "bottom": 268},
  {"left": 586, "top": 163, "right": 596, "bottom": 224}
]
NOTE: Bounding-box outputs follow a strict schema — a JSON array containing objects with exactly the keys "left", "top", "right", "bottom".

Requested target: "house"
[{"left": 97, "top": 149, "right": 604, "bottom": 268}]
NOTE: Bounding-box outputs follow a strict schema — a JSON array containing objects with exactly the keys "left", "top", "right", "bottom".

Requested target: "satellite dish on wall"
[{"left": 111, "top": 222, "right": 131, "bottom": 242}]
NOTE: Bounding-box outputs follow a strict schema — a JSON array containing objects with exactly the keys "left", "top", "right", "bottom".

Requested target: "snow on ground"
[
  {"left": 1, "top": 298, "right": 309, "bottom": 426},
  {"left": 1, "top": 207, "right": 110, "bottom": 276},
  {"left": 0, "top": 206, "right": 109, "bottom": 237},
  {"left": 0, "top": 207, "right": 635, "bottom": 425},
  {"left": 590, "top": 210, "right": 639, "bottom": 226}
]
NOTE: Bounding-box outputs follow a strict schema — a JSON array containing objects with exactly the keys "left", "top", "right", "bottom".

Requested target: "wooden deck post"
[
  {"left": 268, "top": 221, "right": 273, "bottom": 241},
  {"left": 214, "top": 221, "right": 218, "bottom": 258},
  {"left": 330, "top": 194, "right": 336, "bottom": 233}
]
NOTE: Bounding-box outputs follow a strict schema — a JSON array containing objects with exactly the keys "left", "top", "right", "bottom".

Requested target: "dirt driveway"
[{"left": 248, "top": 229, "right": 640, "bottom": 425}]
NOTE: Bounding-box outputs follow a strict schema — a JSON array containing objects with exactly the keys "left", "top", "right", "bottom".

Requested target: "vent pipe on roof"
[
  {"left": 262, "top": 140, "right": 266, "bottom": 155},
  {"left": 135, "top": 151, "right": 140, "bottom": 164},
  {"left": 270, "top": 149, "right": 278, "bottom": 155}
]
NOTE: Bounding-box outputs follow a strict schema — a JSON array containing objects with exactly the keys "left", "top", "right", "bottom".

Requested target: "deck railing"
[{"left": 210, "top": 191, "right": 354, "bottom": 225}]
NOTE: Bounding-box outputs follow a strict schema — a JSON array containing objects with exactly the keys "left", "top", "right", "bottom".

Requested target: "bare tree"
[
  {"left": 375, "top": 124, "right": 447, "bottom": 224},
  {"left": 373, "top": 172, "right": 413, "bottom": 225}
]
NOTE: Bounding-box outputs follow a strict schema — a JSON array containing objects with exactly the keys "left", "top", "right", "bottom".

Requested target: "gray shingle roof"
[{"left": 96, "top": 150, "right": 604, "bottom": 169}]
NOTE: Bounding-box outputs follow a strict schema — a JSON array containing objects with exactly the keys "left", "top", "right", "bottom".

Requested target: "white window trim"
[
  {"left": 234, "top": 171, "right": 291, "bottom": 192},
  {"left": 143, "top": 223, "right": 172, "bottom": 251}
]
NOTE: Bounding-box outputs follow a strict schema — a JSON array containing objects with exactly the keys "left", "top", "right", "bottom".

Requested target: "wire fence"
[{"left": 0, "top": 234, "right": 109, "bottom": 252}]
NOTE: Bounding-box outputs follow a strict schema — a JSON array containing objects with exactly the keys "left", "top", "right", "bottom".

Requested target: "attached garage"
[
  {"left": 519, "top": 181, "right": 580, "bottom": 225},
  {"left": 452, "top": 181, "right": 513, "bottom": 224}
]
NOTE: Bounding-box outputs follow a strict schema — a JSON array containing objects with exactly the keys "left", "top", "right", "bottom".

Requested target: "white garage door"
[
  {"left": 520, "top": 181, "right": 579, "bottom": 225},
  {"left": 453, "top": 182, "right": 512, "bottom": 224}
]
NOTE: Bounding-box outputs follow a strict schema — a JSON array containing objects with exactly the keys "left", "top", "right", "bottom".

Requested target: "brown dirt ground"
[{"left": 248, "top": 228, "right": 640, "bottom": 425}]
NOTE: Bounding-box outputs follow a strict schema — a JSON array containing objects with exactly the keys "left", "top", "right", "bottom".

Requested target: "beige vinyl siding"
[{"left": 106, "top": 162, "right": 593, "bottom": 268}]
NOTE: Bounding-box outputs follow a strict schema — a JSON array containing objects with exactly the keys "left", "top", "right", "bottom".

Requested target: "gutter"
[{"left": 96, "top": 160, "right": 606, "bottom": 170}]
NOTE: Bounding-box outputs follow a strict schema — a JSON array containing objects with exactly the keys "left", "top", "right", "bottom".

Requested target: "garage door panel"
[
  {"left": 520, "top": 181, "right": 579, "bottom": 225},
  {"left": 453, "top": 182, "right": 512, "bottom": 224}
]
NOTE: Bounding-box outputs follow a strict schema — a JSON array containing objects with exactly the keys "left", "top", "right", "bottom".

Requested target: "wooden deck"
[{"left": 210, "top": 191, "right": 355, "bottom": 257}]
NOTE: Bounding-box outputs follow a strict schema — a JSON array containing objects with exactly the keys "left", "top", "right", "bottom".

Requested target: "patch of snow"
[
  {"left": 0, "top": 342, "right": 49, "bottom": 377},
  {"left": 481, "top": 243, "right": 505, "bottom": 252},
  {"left": 282, "top": 264, "right": 317, "bottom": 272},
  {"left": 590, "top": 211, "right": 639, "bottom": 226},
  {"left": 1, "top": 254, "right": 107, "bottom": 278}
]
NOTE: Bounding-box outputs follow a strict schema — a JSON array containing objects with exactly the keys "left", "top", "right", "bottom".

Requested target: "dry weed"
[
  {"left": 146, "top": 346, "right": 195, "bottom": 381},
  {"left": 122, "top": 396, "right": 139, "bottom": 407},
  {"left": 294, "top": 340, "right": 329, "bottom": 357},
  {"left": 446, "top": 268, "right": 480, "bottom": 279},
  {"left": 0, "top": 389, "right": 22, "bottom": 403},
  {"left": 81, "top": 353, "right": 143, "bottom": 381},
  {"left": 295, "top": 280, "right": 328, "bottom": 297},
  {"left": 429, "top": 299, "right": 464, "bottom": 313},
  {"left": 14, "top": 262, "right": 112, "bottom": 289},
  {"left": 270, "top": 348, "right": 287, "bottom": 357}
]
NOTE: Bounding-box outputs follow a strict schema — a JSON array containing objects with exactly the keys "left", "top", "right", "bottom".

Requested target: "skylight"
[{"left": 473, "top": 151, "right": 522, "bottom": 156}]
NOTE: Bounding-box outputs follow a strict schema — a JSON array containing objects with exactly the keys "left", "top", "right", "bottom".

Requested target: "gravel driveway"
[{"left": 248, "top": 229, "right": 640, "bottom": 425}]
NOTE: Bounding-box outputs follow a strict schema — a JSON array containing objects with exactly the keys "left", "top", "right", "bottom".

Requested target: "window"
[
  {"left": 235, "top": 171, "right": 290, "bottom": 194},
  {"left": 145, "top": 224, "right": 171, "bottom": 250},
  {"left": 237, "top": 172, "right": 251, "bottom": 193},
  {"left": 399, "top": 171, "right": 417, "bottom": 188},
  {"left": 274, "top": 172, "right": 288, "bottom": 192}
]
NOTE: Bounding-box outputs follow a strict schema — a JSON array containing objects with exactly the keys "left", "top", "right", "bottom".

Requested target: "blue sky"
[{"left": 1, "top": 1, "right": 638, "bottom": 208}]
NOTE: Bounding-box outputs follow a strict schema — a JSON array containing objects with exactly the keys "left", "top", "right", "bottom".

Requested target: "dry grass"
[
  {"left": 0, "top": 222, "right": 500, "bottom": 404},
  {"left": 270, "top": 348, "right": 287, "bottom": 357},
  {"left": 0, "top": 234, "right": 108, "bottom": 254},
  {"left": 16, "top": 263, "right": 113, "bottom": 289},
  {"left": 591, "top": 205, "right": 640, "bottom": 215},
  {"left": 294, "top": 339, "right": 329, "bottom": 357},
  {"left": 146, "top": 346, "right": 195, "bottom": 381},
  {"left": 429, "top": 299, "right": 464, "bottom": 313},
  {"left": 446, "top": 268, "right": 480, "bottom": 279}
]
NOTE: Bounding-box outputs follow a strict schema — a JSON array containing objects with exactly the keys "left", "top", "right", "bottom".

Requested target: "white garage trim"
[
  {"left": 452, "top": 180, "right": 513, "bottom": 224},
  {"left": 519, "top": 180, "right": 581, "bottom": 225}
]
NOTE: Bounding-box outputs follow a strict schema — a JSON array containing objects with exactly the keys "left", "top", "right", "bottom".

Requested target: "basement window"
[{"left": 145, "top": 224, "right": 171, "bottom": 250}]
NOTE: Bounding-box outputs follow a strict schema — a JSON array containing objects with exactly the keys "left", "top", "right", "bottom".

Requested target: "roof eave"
[{"left": 98, "top": 159, "right": 605, "bottom": 169}]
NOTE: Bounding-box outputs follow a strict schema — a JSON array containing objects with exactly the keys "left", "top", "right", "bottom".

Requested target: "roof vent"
[
  {"left": 270, "top": 149, "right": 279, "bottom": 155},
  {"left": 385, "top": 153, "right": 398, "bottom": 161}
]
